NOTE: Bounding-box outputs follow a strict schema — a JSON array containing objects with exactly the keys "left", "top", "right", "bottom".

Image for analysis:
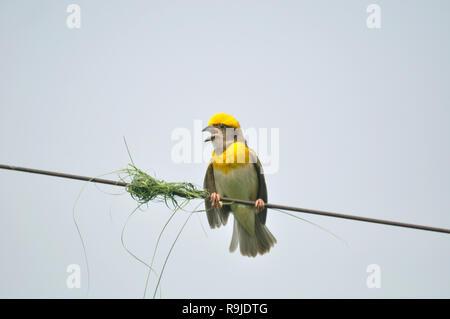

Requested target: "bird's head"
[{"left": 203, "top": 113, "right": 244, "bottom": 153}]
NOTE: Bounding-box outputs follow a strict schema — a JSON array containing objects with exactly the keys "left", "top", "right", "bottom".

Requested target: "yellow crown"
[{"left": 207, "top": 113, "right": 240, "bottom": 128}]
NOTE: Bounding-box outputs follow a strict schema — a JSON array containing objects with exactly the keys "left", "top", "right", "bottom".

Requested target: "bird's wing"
[
  {"left": 203, "top": 162, "right": 230, "bottom": 228},
  {"left": 254, "top": 157, "right": 268, "bottom": 224}
]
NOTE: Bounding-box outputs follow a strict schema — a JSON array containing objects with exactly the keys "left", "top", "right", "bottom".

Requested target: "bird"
[{"left": 202, "top": 113, "right": 277, "bottom": 257}]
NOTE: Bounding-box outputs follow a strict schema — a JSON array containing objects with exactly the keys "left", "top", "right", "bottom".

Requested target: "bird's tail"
[{"left": 229, "top": 216, "right": 277, "bottom": 257}]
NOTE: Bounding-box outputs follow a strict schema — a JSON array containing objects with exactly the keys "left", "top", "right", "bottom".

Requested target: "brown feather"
[{"left": 203, "top": 163, "right": 230, "bottom": 228}]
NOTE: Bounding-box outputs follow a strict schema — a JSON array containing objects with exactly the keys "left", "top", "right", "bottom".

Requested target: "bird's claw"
[
  {"left": 255, "top": 198, "right": 265, "bottom": 213},
  {"left": 210, "top": 192, "right": 222, "bottom": 209}
]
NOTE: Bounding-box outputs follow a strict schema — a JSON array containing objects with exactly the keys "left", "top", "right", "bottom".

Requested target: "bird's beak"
[
  {"left": 202, "top": 125, "right": 214, "bottom": 132},
  {"left": 203, "top": 125, "right": 215, "bottom": 142}
]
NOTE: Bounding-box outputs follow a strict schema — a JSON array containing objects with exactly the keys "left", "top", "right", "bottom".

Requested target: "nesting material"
[{"left": 123, "top": 164, "right": 209, "bottom": 208}]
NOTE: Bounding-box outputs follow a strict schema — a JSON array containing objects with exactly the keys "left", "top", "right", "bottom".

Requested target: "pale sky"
[{"left": 1, "top": 0, "right": 449, "bottom": 298}]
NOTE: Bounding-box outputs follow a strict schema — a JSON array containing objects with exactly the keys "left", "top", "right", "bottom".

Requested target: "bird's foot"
[
  {"left": 210, "top": 192, "right": 223, "bottom": 209},
  {"left": 255, "top": 198, "right": 265, "bottom": 214}
]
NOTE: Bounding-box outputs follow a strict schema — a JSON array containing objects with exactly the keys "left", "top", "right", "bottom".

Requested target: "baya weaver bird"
[{"left": 203, "top": 113, "right": 277, "bottom": 257}]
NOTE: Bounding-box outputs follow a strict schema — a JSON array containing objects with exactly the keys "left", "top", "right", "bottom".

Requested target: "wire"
[{"left": 1, "top": 163, "right": 449, "bottom": 235}]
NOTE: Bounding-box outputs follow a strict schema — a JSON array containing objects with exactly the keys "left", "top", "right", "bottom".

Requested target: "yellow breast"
[{"left": 212, "top": 142, "right": 251, "bottom": 174}]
